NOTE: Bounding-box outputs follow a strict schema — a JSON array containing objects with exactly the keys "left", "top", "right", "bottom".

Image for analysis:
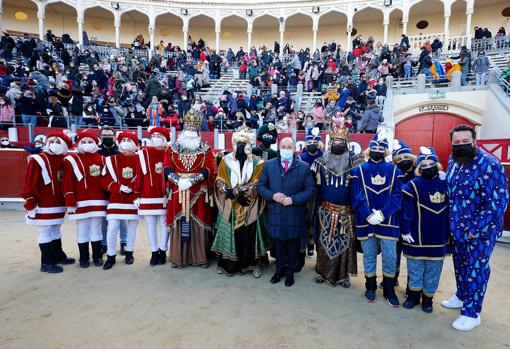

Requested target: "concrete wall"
[{"left": 3, "top": 2, "right": 509, "bottom": 49}]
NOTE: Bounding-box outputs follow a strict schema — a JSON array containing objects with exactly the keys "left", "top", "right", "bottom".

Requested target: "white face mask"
[
  {"left": 49, "top": 143, "right": 65, "bottom": 155},
  {"left": 81, "top": 143, "right": 97, "bottom": 153},
  {"left": 151, "top": 137, "right": 166, "bottom": 148},
  {"left": 119, "top": 140, "right": 137, "bottom": 153},
  {"left": 1, "top": 140, "right": 9, "bottom": 145}
]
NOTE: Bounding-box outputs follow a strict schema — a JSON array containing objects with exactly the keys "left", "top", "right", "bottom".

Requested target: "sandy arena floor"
[{"left": 0, "top": 210, "right": 509, "bottom": 349}]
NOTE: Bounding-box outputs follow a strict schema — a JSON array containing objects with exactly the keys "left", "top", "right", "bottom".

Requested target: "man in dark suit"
[{"left": 257, "top": 137, "right": 316, "bottom": 287}]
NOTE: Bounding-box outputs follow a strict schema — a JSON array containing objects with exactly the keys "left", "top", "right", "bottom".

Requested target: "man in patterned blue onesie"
[{"left": 442, "top": 125, "right": 509, "bottom": 331}]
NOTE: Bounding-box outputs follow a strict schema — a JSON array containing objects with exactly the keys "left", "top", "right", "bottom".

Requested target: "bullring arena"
[{"left": 0, "top": 0, "right": 509, "bottom": 348}]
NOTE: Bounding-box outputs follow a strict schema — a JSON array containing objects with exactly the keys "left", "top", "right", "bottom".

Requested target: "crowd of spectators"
[{"left": 0, "top": 27, "right": 507, "bottom": 134}]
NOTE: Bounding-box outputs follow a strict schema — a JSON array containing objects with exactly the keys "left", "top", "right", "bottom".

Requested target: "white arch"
[
  {"left": 408, "top": 0, "right": 445, "bottom": 12},
  {"left": 83, "top": 4, "right": 117, "bottom": 17},
  {"left": 352, "top": 4, "right": 385, "bottom": 19},
  {"left": 252, "top": 11, "right": 280, "bottom": 23},
  {"left": 44, "top": 0, "right": 76, "bottom": 10},
  {"left": 317, "top": 8, "right": 349, "bottom": 22},
  {"left": 119, "top": 8, "right": 150, "bottom": 22},
  {"left": 220, "top": 13, "right": 249, "bottom": 27},
  {"left": 187, "top": 12, "right": 216, "bottom": 23},
  {"left": 154, "top": 10, "right": 184, "bottom": 23},
  {"left": 284, "top": 9, "right": 314, "bottom": 25}
]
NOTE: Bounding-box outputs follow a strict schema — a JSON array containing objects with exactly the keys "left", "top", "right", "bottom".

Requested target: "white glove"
[
  {"left": 177, "top": 178, "right": 192, "bottom": 191},
  {"left": 120, "top": 185, "right": 133, "bottom": 194},
  {"left": 367, "top": 214, "right": 381, "bottom": 225},
  {"left": 27, "top": 209, "right": 37, "bottom": 219},
  {"left": 438, "top": 170, "right": 446, "bottom": 180},
  {"left": 402, "top": 234, "right": 415, "bottom": 244},
  {"left": 372, "top": 209, "right": 385, "bottom": 223},
  {"left": 67, "top": 207, "right": 76, "bottom": 214},
  {"left": 133, "top": 198, "right": 140, "bottom": 209}
]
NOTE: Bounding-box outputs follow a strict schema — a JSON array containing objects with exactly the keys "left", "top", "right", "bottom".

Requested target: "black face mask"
[
  {"left": 370, "top": 151, "right": 385, "bottom": 161},
  {"left": 261, "top": 134, "right": 274, "bottom": 146},
  {"left": 421, "top": 166, "right": 438, "bottom": 179},
  {"left": 102, "top": 137, "right": 114, "bottom": 147},
  {"left": 236, "top": 144, "right": 246, "bottom": 158},
  {"left": 331, "top": 145, "right": 347, "bottom": 155},
  {"left": 397, "top": 160, "right": 413, "bottom": 172},
  {"left": 452, "top": 143, "right": 475, "bottom": 160},
  {"left": 307, "top": 144, "right": 319, "bottom": 154}
]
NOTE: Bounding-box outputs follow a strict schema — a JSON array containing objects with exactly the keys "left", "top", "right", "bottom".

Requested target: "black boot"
[
  {"left": 91, "top": 241, "right": 103, "bottom": 267},
  {"left": 403, "top": 290, "right": 421, "bottom": 309},
  {"left": 421, "top": 293, "right": 434, "bottom": 313},
  {"left": 125, "top": 251, "right": 134, "bottom": 265},
  {"left": 78, "top": 242, "right": 90, "bottom": 268},
  {"left": 120, "top": 243, "right": 126, "bottom": 256},
  {"left": 383, "top": 275, "right": 400, "bottom": 307},
  {"left": 39, "top": 243, "right": 63, "bottom": 273},
  {"left": 103, "top": 255, "right": 116, "bottom": 270},
  {"left": 52, "top": 239, "right": 75, "bottom": 265},
  {"left": 270, "top": 272, "right": 282, "bottom": 284},
  {"left": 150, "top": 251, "right": 158, "bottom": 266},
  {"left": 364, "top": 276, "right": 377, "bottom": 302},
  {"left": 285, "top": 273, "right": 295, "bottom": 287},
  {"left": 158, "top": 249, "right": 167, "bottom": 265},
  {"left": 307, "top": 243, "right": 314, "bottom": 257},
  {"left": 100, "top": 245, "right": 107, "bottom": 258},
  {"left": 296, "top": 251, "right": 305, "bottom": 273}
]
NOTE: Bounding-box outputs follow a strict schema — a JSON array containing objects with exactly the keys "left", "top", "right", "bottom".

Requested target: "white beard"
[{"left": 177, "top": 130, "right": 201, "bottom": 151}]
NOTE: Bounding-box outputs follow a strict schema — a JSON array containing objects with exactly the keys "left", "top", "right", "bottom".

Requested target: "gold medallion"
[
  {"left": 122, "top": 167, "right": 133, "bottom": 179},
  {"left": 89, "top": 164, "right": 101, "bottom": 177}
]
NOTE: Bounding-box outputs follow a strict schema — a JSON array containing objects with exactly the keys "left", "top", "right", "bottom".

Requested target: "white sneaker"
[
  {"left": 452, "top": 315, "right": 481, "bottom": 331},
  {"left": 441, "top": 295, "right": 463, "bottom": 309}
]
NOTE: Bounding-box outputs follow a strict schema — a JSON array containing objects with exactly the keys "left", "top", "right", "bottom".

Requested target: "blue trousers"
[
  {"left": 274, "top": 237, "right": 300, "bottom": 276},
  {"left": 453, "top": 238, "right": 496, "bottom": 318},
  {"left": 407, "top": 259, "right": 444, "bottom": 296},
  {"left": 360, "top": 236, "right": 397, "bottom": 278},
  {"left": 101, "top": 217, "right": 127, "bottom": 246}
]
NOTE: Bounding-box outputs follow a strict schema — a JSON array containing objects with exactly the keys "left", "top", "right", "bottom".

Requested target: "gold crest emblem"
[
  {"left": 155, "top": 162, "right": 163, "bottom": 174},
  {"left": 429, "top": 191, "right": 445, "bottom": 204},
  {"left": 122, "top": 167, "right": 133, "bottom": 179},
  {"left": 89, "top": 164, "right": 101, "bottom": 177},
  {"left": 371, "top": 174, "right": 386, "bottom": 186}
]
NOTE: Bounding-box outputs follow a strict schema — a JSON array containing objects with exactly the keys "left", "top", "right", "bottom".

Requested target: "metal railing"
[
  {"left": 391, "top": 72, "right": 477, "bottom": 90},
  {"left": 494, "top": 68, "right": 510, "bottom": 97}
]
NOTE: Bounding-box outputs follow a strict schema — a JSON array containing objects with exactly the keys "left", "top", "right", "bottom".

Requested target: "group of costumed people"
[{"left": 21, "top": 116, "right": 508, "bottom": 331}]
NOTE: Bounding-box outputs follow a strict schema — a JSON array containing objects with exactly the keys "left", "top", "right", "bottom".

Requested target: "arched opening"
[
  {"left": 395, "top": 113, "right": 476, "bottom": 165},
  {"left": 388, "top": 9, "right": 404, "bottom": 46},
  {"left": 155, "top": 12, "right": 183, "bottom": 51},
  {"left": 450, "top": 0, "right": 467, "bottom": 37},
  {"left": 44, "top": 2, "right": 77, "bottom": 40},
  {"left": 352, "top": 7, "right": 384, "bottom": 45},
  {"left": 188, "top": 14, "right": 215, "bottom": 50},
  {"left": 317, "top": 11, "right": 348, "bottom": 51},
  {"left": 285, "top": 13, "right": 313, "bottom": 51},
  {"left": 2, "top": 0, "right": 38, "bottom": 37},
  {"left": 121, "top": 10, "right": 149, "bottom": 49},
  {"left": 83, "top": 6, "right": 115, "bottom": 46},
  {"left": 472, "top": 0, "right": 509, "bottom": 36},
  {"left": 408, "top": 0, "right": 444, "bottom": 37},
  {"left": 252, "top": 15, "right": 279, "bottom": 51},
  {"left": 220, "top": 15, "right": 247, "bottom": 51}
]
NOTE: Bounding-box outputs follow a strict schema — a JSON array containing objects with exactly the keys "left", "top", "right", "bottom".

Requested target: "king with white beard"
[{"left": 163, "top": 109, "right": 216, "bottom": 268}]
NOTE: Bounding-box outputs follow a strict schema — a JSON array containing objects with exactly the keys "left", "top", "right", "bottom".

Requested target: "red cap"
[
  {"left": 76, "top": 130, "right": 100, "bottom": 144},
  {"left": 149, "top": 126, "right": 170, "bottom": 141},
  {"left": 46, "top": 131, "right": 72, "bottom": 149},
  {"left": 116, "top": 131, "right": 139, "bottom": 145}
]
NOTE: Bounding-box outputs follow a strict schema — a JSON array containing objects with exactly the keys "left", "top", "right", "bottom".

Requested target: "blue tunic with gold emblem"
[
  {"left": 401, "top": 176, "right": 450, "bottom": 259},
  {"left": 350, "top": 159, "right": 403, "bottom": 240}
]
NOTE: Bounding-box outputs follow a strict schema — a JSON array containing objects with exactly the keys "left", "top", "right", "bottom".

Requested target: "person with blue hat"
[
  {"left": 350, "top": 130, "right": 403, "bottom": 307},
  {"left": 400, "top": 146, "right": 449, "bottom": 313},
  {"left": 392, "top": 139, "right": 416, "bottom": 184},
  {"left": 301, "top": 127, "right": 324, "bottom": 258}
]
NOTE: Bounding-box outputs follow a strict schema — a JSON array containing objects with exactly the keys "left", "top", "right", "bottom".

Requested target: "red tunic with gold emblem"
[
  {"left": 21, "top": 152, "right": 67, "bottom": 225},
  {"left": 62, "top": 153, "right": 107, "bottom": 220},
  {"left": 135, "top": 147, "right": 167, "bottom": 215},
  {"left": 101, "top": 152, "right": 140, "bottom": 220},
  {"left": 163, "top": 144, "right": 216, "bottom": 228}
]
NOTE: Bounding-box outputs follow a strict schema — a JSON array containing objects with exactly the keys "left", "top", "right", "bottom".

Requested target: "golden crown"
[
  {"left": 329, "top": 126, "right": 350, "bottom": 142},
  {"left": 371, "top": 174, "right": 386, "bottom": 186},
  {"left": 429, "top": 191, "right": 446, "bottom": 204},
  {"left": 183, "top": 108, "right": 202, "bottom": 131}
]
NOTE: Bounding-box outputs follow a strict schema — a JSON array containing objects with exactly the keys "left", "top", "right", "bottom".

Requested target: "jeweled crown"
[
  {"left": 371, "top": 174, "right": 386, "bottom": 186},
  {"left": 183, "top": 108, "right": 202, "bottom": 131},
  {"left": 329, "top": 126, "right": 350, "bottom": 142},
  {"left": 429, "top": 191, "right": 446, "bottom": 204}
]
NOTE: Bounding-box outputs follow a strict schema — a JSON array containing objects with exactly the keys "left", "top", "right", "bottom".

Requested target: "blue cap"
[
  {"left": 305, "top": 127, "right": 322, "bottom": 142},
  {"left": 392, "top": 139, "right": 414, "bottom": 158},
  {"left": 369, "top": 130, "right": 389, "bottom": 149},
  {"left": 416, "top": 146, "right": 439, "bottom": 166}
]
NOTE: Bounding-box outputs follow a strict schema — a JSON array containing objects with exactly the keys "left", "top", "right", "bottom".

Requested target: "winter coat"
[
  {"left": 257, "top": 155, "right": 316, "bottom": 240},
  {"left": 360, "top": 104, "right": 383, "bottom": 132}
]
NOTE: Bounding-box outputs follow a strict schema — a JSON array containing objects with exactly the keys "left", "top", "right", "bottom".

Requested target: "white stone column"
[
  {"left": 37, "top": 6, "right": 45, "bottom": 41},
  {"left": 444, "top": 15, "right": 450, "bottom": 48},
  {"left": 312, "top": 28, "right": 318, "bottom": 52},
  {"left": 77, "top": 17, "right": 84, "bottom": 47},
  {"left": 346, "top": 22, "right": 352, "bottom": 52},
  {"left": 183, "top": 26, "right": 188, "bottom": 51},
  {"left": 215, "top": 24, "right": 221, "bottom": 53},
  {"left": 149, "top": 25, "right": 155, "bottom": 58},
  {"left": 383, "top": 12, "right": 389, "bottom": 45},
  {"left": 0, "top": 9, "right": 3, "bottom": 34},
  {"left": 247, "top": 21, "right": 253, "bottom": 50},
  {"left": 466, "top": 9, "right": 473, "bottom": 47},
  {"left": 402, "top": 16, "right": 408, "bottom": 36},
  {"left": 279, "top": 22, "right": 285, "bottom": 54},
  {"left": 114, "top": 24, "right": 121, "bottom": 48}
]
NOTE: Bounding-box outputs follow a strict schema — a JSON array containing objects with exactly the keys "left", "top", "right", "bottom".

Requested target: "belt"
[
  {"left": 321, "top": 201, "right": 352, "bottom": 214},
  {"left": 321, "top": 201, "right": 352, "bottom": 243}
]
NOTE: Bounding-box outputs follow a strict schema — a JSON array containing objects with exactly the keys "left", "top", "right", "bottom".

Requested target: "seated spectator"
[{"left": 0, "top": 96, "right": 15, "bottom": 130}]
